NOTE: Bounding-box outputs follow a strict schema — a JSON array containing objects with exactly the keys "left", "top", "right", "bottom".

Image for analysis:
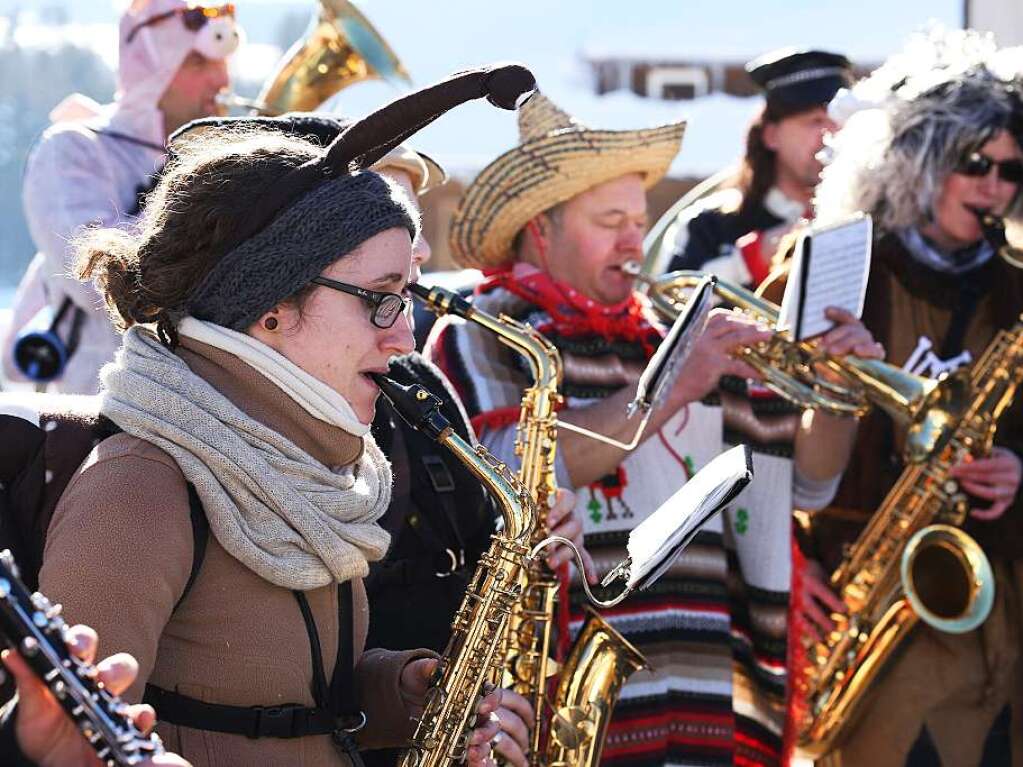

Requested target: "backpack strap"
[
  {"left": 143, "top": 580, "right": 364, "bottom": 753},
  {"left": 142, "top": 684, "right": 339, "bottom": 739},
  {"left": 175, "top": 484, "right": 209, "bottom": 612},
  {"left": 329, "top": 581, "right": 366, "bottom": 764}
]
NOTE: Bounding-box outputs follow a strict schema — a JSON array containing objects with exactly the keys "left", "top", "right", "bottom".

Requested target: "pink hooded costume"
[{"left": 2, "top": 1, "right": 240, "bottom": 393}]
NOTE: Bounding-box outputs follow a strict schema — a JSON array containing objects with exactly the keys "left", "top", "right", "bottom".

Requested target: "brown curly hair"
[
  {"left": 734, "top": 100, "right": 811, "bottom": 218},
  {"left": 76, "top": 127, "right": 322, "bottom": 347}
]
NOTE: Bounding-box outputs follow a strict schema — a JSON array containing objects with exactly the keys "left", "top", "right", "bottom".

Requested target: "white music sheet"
[{"left": 777, "top": 214, "right": 872, "bottom": 340}]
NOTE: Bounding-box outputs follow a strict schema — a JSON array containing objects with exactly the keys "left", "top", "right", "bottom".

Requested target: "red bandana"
[{"left": 480, "top": 265, "right": 662, "bottom": 357}]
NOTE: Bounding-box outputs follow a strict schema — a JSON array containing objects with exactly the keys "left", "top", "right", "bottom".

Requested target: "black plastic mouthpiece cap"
[{"left": 369, "top": 373, "right": 451, "bottom": 441}]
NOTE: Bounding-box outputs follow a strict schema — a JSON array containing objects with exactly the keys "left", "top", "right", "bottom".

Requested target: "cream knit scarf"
[{"left": 99, "top": 324, "right": 392, "bottom": 590}]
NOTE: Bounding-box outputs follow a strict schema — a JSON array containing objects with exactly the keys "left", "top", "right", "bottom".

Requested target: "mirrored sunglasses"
[
  {"left": 126, "top": 3, "right": 235, "bottom": 44},
  {"left": 957, "top": 152, "right": 1023, "bottom": 185}
]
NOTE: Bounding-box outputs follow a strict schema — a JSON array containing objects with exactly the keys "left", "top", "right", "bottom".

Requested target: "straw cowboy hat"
[{"left": 449, "top": 91, "right": 686, "bottom": 269}]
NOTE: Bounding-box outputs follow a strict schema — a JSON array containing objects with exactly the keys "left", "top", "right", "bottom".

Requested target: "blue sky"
[{"left": 7, "top": 0, "right": 968, "bottom": 175}]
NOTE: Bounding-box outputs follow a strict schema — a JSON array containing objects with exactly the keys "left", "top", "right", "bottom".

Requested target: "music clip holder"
[
  {"left": 559, "top": 275, "right": 715, "bottom": 449},
  {"left": 534, "top": 444, "right": 753, "bottom": 603}
]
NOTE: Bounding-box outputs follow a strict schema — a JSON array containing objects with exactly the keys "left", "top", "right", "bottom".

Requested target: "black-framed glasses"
[
  {"left": 310, "top": 277, "right": 412, "bottom": 329},
  {"left": 957, "top": 152, "right": 1023, "bottom": 185},
  {"left": 126, "top": 3, "right": 235, "bottom": 44}
]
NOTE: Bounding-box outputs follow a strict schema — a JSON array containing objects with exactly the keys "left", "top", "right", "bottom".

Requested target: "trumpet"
[
  {"left": 623, "top": 263, "right": 970, "bottom": 463},
  {"left": 218, "top": 0, "right": 410, "bottom": 115}
]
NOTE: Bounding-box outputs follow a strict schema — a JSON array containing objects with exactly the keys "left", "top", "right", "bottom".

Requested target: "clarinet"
[{"left": 0, "top": 549, "right": 166, "bottom": 766}]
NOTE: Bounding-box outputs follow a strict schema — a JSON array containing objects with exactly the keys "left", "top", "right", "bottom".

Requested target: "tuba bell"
[
  {"left": 624, "top": 264, "right": 971, "bottom": 463},
  {"left": 219, "top": 0, "right": 411, "bottom": 115}
]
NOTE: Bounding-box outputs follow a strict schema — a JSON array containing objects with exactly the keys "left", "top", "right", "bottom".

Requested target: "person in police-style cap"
[{"left": 650, "top": 47, "right": 854, "bottom": 288}]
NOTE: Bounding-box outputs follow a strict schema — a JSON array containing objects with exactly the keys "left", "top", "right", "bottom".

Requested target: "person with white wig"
[
  {"left": 800, "top": 26, "right": 1023, "bottom": 766},
  {"left": 2, "top": 0, "right": 242, "bottom": 394}
]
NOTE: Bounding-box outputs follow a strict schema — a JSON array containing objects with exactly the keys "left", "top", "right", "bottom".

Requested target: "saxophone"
[
  {"left": 412, "top": 283, "right": 647, "bottom": 767},
  {"left": 797, "top": 318, "right": 1023, "bottom": 756},
  {"left": 371, "top": 373, "right": 536, "bottom": 767}
]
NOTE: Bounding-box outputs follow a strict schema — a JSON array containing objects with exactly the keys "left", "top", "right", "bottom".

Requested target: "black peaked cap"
[{"left": 746, "top": 48, "right": 853, "bottom": 113}]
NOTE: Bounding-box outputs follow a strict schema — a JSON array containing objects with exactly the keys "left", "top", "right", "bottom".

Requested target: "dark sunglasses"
[
  {"left": 126, "top": 3, "right": 235, "bottom": 44},
  {"left": 957, "top": 152, "right": 1023, "bottom": 185},
  {"left": 310, "top": 277, "right": 412, "bottom": 329}
]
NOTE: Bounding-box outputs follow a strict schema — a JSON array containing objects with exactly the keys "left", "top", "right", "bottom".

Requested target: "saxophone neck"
[
  {"left": 371, "top": 373, "right": 536, "bottom": 542},
  {"left": 412, "top": 282, "right": 562, "bottom": 391},
  {"left": 970, "top": 208, "right": 1023, "bottom": 269}
]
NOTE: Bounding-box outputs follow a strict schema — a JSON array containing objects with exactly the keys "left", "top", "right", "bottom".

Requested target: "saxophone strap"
[
  {"left": 143, "top": 580, "right": 365, "bottom": 759},
  {"left": 371, "top": 395, "right": 470, "bottom": 586}
]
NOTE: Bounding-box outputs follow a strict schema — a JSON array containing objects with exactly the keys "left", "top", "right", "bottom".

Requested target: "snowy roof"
[
  {"left": 6, "top": 0, "right": 965, "bottom": 181},
  {"left": 302, "top": 0, "right": 961, "bottom": 179}
]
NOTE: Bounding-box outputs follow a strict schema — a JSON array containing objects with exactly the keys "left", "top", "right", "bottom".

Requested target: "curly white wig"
[{"left": 814, "top": 27, "right": 1023, "bottom": 230}]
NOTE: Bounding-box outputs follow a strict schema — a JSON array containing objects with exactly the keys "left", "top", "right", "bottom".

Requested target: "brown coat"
[
  {"left": 814, "top": 232, "right": 1023, "bottom": 565},
  {"left": 39, "top": 338, "right": 431, "bottom": 767}
]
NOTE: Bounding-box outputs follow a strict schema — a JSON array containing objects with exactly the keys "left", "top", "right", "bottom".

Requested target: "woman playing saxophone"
[{"left": 793, "top": 29, "right": 1023, "bottom": 765}]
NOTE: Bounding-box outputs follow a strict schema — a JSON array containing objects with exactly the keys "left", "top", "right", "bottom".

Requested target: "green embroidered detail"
[
  {"left": 587, "top": 495, "right": 602, "bottom": 524},
  {"left": 735, "top": 507, "right": 749, "bottom": 535},
  {"left": 684, "top": 455, "right": 695, "bottom": 475}
]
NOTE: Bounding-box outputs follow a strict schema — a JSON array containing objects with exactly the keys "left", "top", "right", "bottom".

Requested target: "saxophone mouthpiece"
[
  {"left": 409, "top": 282, "right": 475, "bottom": 319},
  {"left": 967, "top": 206, "right": 1009, "bottom": 250},
  {"left": 369, "top": 373, "right": 452, "bottom": 440}
]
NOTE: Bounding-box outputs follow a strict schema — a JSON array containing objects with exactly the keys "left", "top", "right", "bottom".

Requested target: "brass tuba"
[
  {"left": 624, "top": 264, "right": 971, "bottom": 463},
  {"left": 220, "top": 0, "right": 411, "bottom": 115}
]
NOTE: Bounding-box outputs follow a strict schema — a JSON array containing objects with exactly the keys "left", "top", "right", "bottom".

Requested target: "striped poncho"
[{"left": 426, "top": 266, "right": 803, "bottom": 766}]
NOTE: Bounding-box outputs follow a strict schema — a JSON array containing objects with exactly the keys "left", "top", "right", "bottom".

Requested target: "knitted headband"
[
  {"left": 188, "top": 171, "right": 418, "bottom": 330},
  {"left": 176, "top": 63, "right": 536, "bottom": 330}
]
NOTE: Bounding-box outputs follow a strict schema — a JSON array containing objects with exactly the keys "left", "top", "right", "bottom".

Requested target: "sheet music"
[
  {"left": 777, "top": 214, "right": 872, "bottom": 340},
  {"left": 630, "top": 276, "right": 713, "bottom": 415},
  {"left": 625, "top": 444, "right": 753, "bottom": 591}
]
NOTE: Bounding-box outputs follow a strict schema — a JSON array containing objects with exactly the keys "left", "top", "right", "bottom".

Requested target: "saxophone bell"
[{"left": 901, "top": 523, "right": 995, "bottom": 634}]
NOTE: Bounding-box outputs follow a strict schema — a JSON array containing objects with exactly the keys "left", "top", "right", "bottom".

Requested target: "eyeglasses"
[
  {"left": 126, "top": 3, "right": 235, "bottom": 44},
  {"left": 310, "top": 277, "right": 412, "bottom": 329},
  {"left": 956, "top": 152, "right": 1023, "bottom": 185}
]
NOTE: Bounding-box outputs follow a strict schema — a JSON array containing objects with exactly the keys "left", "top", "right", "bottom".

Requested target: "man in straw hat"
[
  {"left": 2, "top": 0, "right": 242, "bottom": 394},
  {"left": 427, "top": 92, "right": 878, "bottom": 765}
]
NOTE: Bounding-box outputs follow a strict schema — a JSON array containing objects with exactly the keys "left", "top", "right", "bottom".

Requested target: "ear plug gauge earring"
[{"left": 264, "top": 316, "right": 278, "bottom": 331}]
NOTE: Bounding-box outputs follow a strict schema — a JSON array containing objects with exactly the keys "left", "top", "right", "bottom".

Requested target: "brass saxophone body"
[
  {"left": 797, "top": 319, "right": 1023, "bottom": 756},
  {"left": 372, "top": 374, "right": 536, "bottom": 767},
  {"left": 413, "top": 284, "right": 647, "bottom": 766}
]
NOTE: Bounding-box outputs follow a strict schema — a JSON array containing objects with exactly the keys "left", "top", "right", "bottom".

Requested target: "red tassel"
[{"left": 781, "top": 527, "right": 809, "bottom": 766}]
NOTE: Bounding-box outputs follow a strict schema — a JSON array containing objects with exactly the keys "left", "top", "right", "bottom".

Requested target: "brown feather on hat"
[{"left": 449, "top": 91, "right": 686, "bottom": 270}]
